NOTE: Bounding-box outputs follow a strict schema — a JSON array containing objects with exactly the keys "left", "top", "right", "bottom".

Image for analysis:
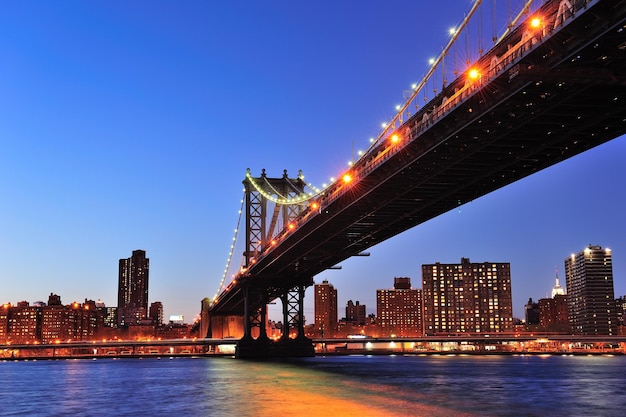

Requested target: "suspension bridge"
[{"left": 205, "top": 0, "right": 626, "bottom": 358}]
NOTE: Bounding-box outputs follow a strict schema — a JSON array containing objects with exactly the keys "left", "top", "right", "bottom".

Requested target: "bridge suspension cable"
[
  {"left": 345, "top": 0, "right": 540, "bottom": 170},
  {"left": 211, "top": 191, "right": 245, "bottom": 304},
  {"left": 498, "top": 0, "right": 537, "bottom": 44}
]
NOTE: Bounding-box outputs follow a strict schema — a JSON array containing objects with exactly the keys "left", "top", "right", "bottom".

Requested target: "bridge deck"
[{"left": 211, "top": 0, "right": 626, "bottom": 315}]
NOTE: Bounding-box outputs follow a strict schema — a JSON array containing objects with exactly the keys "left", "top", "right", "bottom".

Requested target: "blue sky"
[{"left": 1, "top": 1, "right": 624, "bottom": 324}]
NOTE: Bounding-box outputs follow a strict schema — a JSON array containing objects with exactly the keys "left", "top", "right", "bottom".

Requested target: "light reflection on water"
[{"left": 1, "top": 354, "right": 624, "bottom": 416}]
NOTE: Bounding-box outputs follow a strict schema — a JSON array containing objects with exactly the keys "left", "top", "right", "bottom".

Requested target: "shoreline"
[{"left": 2, "top": 349, "right": 623, "bottom": 361}]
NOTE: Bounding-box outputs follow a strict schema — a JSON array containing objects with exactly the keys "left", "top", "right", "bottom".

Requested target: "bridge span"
[{"left": 208, "top": 0, "right": 626, "bottom": 358}]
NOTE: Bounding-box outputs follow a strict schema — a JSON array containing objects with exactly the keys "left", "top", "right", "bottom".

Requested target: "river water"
[{"left": 1, "top": 354, "right": 624, "bottom": 416}]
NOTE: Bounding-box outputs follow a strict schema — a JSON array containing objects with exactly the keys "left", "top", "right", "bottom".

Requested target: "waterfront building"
[
  {"left": 0, "top": 298, "right": 98, "bottom": 344},
  {"left": 346, "top": 300, "right": 367, "bottom": 326},
  {"left": 538, "top": 295, "right": 570, "bottom": 332},
  {"left": 41, "top": 304, "right": 68, "bottom": 342},
  {"left": 117, "top": 249, "right": 150, "bottom": 327},
  {"left": 0, "top": 304, "right": 9, "bottom": 343},
  {"left": 376, "top": 277, "right": 423, "bottom": 337},
  {"left": 422, "top": 258, "right": 513, "bottom": 334},
  {"left": 314, "top": 279, "right": 337, "bottom": 337},
  {"left": 564, "top": 245, "right": 618, "bottom": 335},
  {"left": 9, "top": 303, "right": 41, "bottom": 343}
]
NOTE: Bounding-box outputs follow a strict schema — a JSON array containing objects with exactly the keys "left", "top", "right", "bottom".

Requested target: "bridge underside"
[{"left": 209, "top": 0, "right": 626, "bottom": 357}]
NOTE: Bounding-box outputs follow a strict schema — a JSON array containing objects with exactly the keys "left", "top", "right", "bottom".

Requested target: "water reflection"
[{"left": 1, "top": 355, "right": 625, "bottom": 416}]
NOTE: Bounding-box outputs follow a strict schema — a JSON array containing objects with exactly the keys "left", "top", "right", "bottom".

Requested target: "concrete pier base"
[{"left": 235, "top": 337, "right": 314, "bottom": 359}]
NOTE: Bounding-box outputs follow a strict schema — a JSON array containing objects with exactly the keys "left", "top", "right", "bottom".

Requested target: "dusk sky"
[{"left": 1, "top": 1, "right": 624, "bottom": 324}]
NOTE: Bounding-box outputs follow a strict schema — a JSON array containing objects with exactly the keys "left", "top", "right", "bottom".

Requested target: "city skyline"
[{"left": 1, "top": 1, "right": 625, "bottom": 323}]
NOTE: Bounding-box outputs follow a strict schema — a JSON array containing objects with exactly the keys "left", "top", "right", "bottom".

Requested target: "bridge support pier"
[{"left": 235, "top": 282, "right": 313, "bottom": 359}]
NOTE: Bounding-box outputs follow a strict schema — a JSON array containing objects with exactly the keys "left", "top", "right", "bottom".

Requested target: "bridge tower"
[{"left": 236, "top": 168, "right": 314, "bottom": 358}]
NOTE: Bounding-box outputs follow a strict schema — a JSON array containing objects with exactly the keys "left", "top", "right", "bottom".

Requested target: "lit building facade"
[
  {"left": 422, "top": 258, "right": 513, "bottom": 334},
  {"left": 117, "top": 249, "right": 150, "bottom": 327},
  {"left": 9, "top": 302, "right": 41, "bottom": 343},
  {"left": 564, "top": 245, "right": 618, "bottom": 335},
  {"left": 1, "top": 298, "right": 98, "bottom": 344},
  {"left": 376, "top": 277, "right": 422, "bottom": 337},
  {"left": 314, "top": 279, "right": 337, "bottom": 337}
]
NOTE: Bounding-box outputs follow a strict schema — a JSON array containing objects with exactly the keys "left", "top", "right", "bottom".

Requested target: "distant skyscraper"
[
  {"left": 552, "top": 272, "right": 565, "bottom": 298},
  {"left": 564, "top": 245, "right": 617, "bottom": 335},
  {"left": 422, "top": 258, "right": 513, "bottom": 334},
  {"left": 376, "top": 277, "right": 422, "bottom": 337},
  {"left": 314, "top": 279, "right": 337, "bottom": 337},
  {"left": 117, "top": 249, "right": 150, "bottom": 327}
]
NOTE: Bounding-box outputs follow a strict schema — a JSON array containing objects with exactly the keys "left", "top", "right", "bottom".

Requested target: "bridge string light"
[
  {"left": 245, "top": 170, "right": 326, "bottom": 205},
  {"left": 361, "top": 0, "right": 539, "bottom": 167},
  {"left": 211, "top": 191, "right": 245, "bottom": 304}
]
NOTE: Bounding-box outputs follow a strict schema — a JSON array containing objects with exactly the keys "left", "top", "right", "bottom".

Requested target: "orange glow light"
[
  {"left": 468, "top": 68, "right": 480, "bottom": 80},
  {"left": 530, "top": 17, "right": 541, "bottom": 28},
  {"left": 288, "top": 223, "right": 295, "bottom": 230},
  {"left": 390, "top": 134, "right": 400, "bottom": 144},
  {"left": 311, "top": 202, "right": 319, "bottom": 210},
  {"left": 342, "top": 173, "right": 353, "bottom": 184}
]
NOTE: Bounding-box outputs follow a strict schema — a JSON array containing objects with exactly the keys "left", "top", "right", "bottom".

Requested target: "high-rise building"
[
  {"left": 314, "top": 279, "right": 337, "bottom": 337},
  {"left": 345, "top": 300, "right": 367, "bottom": 326},
  {"left": 564, "top": 245, "right": 618, "bottom": 335},
  {"left": 376, "top": 277, "right": 422, "bottom": 337},
  {"left": 117, "top": 249, "right": 150, "bottom": 327},
  {"left": 422, "top": 258, "right": 513, "bottom": 334}
]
